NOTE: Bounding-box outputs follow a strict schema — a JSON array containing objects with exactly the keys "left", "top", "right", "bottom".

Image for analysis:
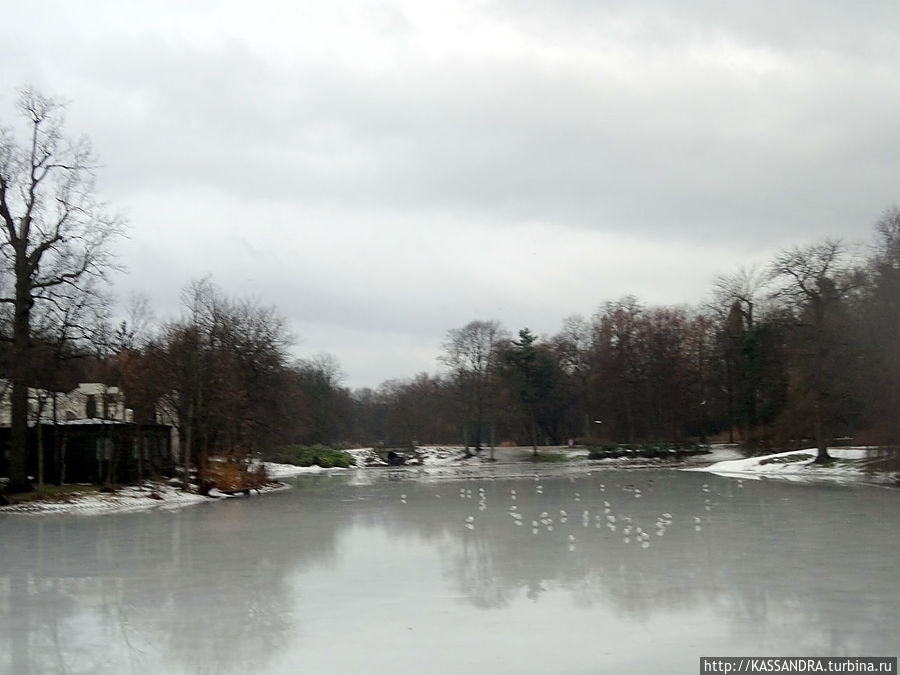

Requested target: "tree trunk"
[
  {"left": 624, "top": 392, "right": 635, "bottom": 444},
  {"left": 52, "top": 394, "right": 60, "bottom": 485},
  {"left": 473, "top": 411, "right": 482, "bottom": 451},
  {"left": 104, "top": 431, "right": 117, "bottom": 487},
  {"left": 137, "top": 430, "right": 144, "bottom": 484},
  {"left": 813, "top": 301, "right": 831, "bottom": 463},
  {"left": 489, "top": 421, "right": 495, "bottom": 461},
  {"left": 36, "top": 412, "right": 44, "bottom": 491},
  {"left": 530, "top": 411, "right": 538, "bottom": 456},
  {"left": 472, "top": 386, "right": 483, "bottom": 451},
  {"left": 182, "top": 410, "right": 192, "bottom": 491},
  {"left": 7, "top": 267, "right": 33, "bottom": 493},
  {"left": 59, "top": 433, "right": 68, "bottom": 485}
]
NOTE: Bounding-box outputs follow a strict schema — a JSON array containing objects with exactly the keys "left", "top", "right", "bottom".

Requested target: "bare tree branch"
[{"left": 0, "top": 86, "right": 125, "bottom": 492}]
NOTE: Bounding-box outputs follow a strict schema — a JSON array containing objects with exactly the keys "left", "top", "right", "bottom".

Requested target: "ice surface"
[{"left": 1, "top": 468, "right": 898, "bottom": 674}]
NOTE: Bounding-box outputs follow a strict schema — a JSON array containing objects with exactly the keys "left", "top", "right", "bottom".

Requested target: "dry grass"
[
  {"left": 2, "top": 483, "right": 103, "bottom": 505},
  {"left": 202, "top": 460, "right": 269, "bottom": 494}
]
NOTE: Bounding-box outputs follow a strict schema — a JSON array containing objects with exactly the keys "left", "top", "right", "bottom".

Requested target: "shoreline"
[
  {"left": 685, "top": 446, "right": 900, "bottom": 487},
  {"left": 2, "top": 446, "right": 896, "bottom": 516}
]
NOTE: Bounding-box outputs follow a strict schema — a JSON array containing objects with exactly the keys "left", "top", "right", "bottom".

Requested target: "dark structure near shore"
[
  {"left": 0, "top": 381, "right": 175, "bottom": 485},
  {"left": 0, "top": 421, "right": 175, "bottom": 485}
]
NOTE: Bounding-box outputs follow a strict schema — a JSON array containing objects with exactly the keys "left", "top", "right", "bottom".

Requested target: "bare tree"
[
  {"left": 439, "top": 320, "right": 506, "bottom": 455},
  {"left": 859, "top": 208, "right": 900, "bottom": 442},
  {"left": 712, "top": 266, "right": 767, "bottom": 327},
  {"left": 769, "top": 239, "right": 864, "bottom": 462},
  {"left": 117, "top": 292, "right": 156, "bottom": 351},
  {"left": 0, "top": 88, "right": 124, "bottom": 493},
  {"left": 551, "top": 315, "right": 593, "bottom": 439},
  {"left": 27, "top": 275, "right": 111, "bottom": 488},
  {"left": 872, "top": 206, "right": 900, "bottom": 263},
  {"left": 711, "top": 266, "right": 768, "bottom": 444},
  {"left": 291, "top": 353, "right": 347, "bottom": 445},
  {"left": 591, "top": 297, "right": 644, "bottom": 443},
  {"left": 148, "top": 279, "right": 296, "bottom": 490}
]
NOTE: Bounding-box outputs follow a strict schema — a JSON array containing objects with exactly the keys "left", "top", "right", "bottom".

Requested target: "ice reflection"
[
  {"left": 351, "top": 470, "right": 900, "bottom": 655},
  {"left": 0, "top": 480, "right": 345, "bottom": 675},
  {"left": 1, "top": 470, "right": 898, "bottom": 674}
]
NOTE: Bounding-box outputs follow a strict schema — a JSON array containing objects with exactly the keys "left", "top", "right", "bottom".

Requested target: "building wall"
[{"left": 0, "top": 381, "right": 133, "bottom": 425}]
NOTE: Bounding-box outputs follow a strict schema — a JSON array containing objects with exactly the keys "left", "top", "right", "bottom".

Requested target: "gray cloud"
[{"left": 2, "top": 0, "right": 897, "bottom": 386}]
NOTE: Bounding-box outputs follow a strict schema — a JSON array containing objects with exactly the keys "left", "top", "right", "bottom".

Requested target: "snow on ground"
[
  {"left": 689, "top": 446, "right": 898, "bottom": 485},
  {"left": 1, "top": 467, "right": 306, "bottom": 516},
  {"left": 0, "top": 481, "right": 216, "bottom": 516},
  {"left": 2, "top": 454, "right": 365, "bottom": 516},
  {"left": 262, "top": 461, "right": 349, "bottom": 478},
  {"left": 345, "top": 448, "right": 386, "bottom": 467},
  {"left": 414, "top": 445, "right": 593, "bottom": 464},
  {"left": 414, "top": 446, "right": 472, "bottom": 465},
  {"left": 259, "top": 448, "right": 386, "bottom": 474}
]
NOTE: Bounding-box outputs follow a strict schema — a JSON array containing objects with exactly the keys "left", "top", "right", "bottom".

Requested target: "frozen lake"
[{"left": 1, "top": 467, "right": 898, "bottom": 674}]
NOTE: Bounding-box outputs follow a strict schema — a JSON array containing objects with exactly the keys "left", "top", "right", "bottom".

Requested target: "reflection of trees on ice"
[
  {"left": 442, "top": 518, "right": 512, "bottom": 610},
  {"left": 0, "top": 483, "right": 345, "bottom": 675},
  {"left": 2, "top": 470, "right": 899, "bottom": 672},
  {"left": 424, "top": 472, "right": 899, "bottom": 655}
]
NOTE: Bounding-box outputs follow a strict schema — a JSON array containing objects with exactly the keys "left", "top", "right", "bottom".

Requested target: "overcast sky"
[{"left": 3, "top": 0, "right": 898, "bottom": 388}]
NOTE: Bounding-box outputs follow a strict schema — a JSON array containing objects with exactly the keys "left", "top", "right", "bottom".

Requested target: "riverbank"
[
  {"left": 3, "top": 445, "right": 896, "bottom": 515},
  {"left": 688, "top": 446, "right": 900, "bottom": 486},
  {"left": 0, "top": 458, "right": 349, "bottom": 516},
  {"left": 0, "top": 480, "right": 221, "bottom": 515}
]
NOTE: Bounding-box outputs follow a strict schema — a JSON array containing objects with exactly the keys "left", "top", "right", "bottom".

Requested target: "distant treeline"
[
  {"left": 5, "top": 212, "right": 899, "bottom": 466},
  {"left": 346, "top": 209, "right": 900, "bottom": 454}
]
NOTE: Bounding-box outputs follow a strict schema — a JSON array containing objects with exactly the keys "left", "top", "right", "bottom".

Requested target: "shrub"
[
  {"left": 587, "top": 443, "right": 710, "bottom": 460},
  {"left": 269, "top": 444, "right": 354, "bottom": 469},
  {"left": 202, "top": 460, "right": 270, "bottom": 494}
]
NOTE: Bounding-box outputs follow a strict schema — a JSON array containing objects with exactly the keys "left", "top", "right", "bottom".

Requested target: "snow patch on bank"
[
  {"left": 689, "top": 447, "right": 897, "bottom": 485},
  {"left": 0, "top": 482, "right": 221, "bottom": 516},
  {"left": 414, "top": 446, "right": 472, "bottom": 465},
  {"left": 260, "top": 448, "right": 384, "bottom": 474},
  {"left": 262, "top": 461, "right": 350, "bottom": 478},
  {"left": 345, "top": 448, "right": 386, "bottom": 468}
]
